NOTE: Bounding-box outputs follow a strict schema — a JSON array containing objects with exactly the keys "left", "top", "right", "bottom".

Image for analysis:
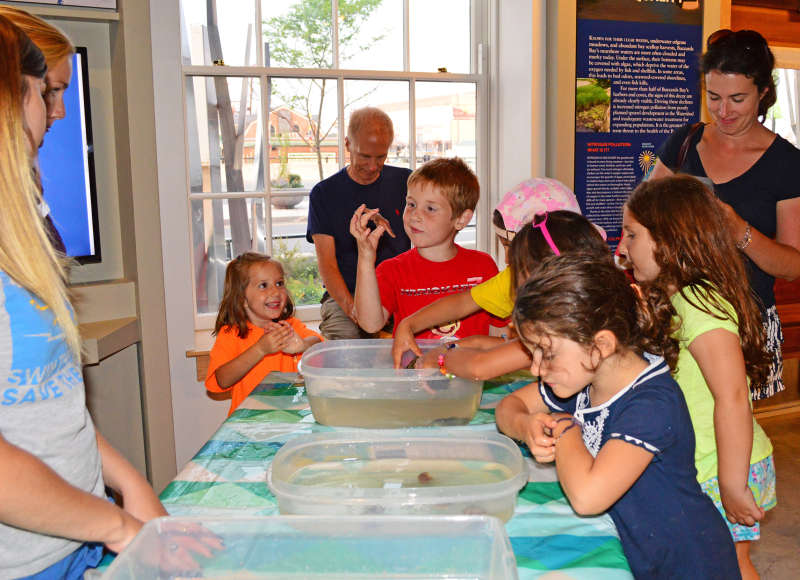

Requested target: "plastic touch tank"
[
  {"left": 298, "top": 339, "right": 483, "bottom": 428},
  {"left": 102, "top": 515, "right": 519, "bottom": 579},
  {"left": 267, "top": 430, "right": 528, "bottom": 522}
]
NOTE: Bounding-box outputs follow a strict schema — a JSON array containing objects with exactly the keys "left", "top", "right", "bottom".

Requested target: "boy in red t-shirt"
[{"left": 350, "top": 157, "right": 504, "bottom": 340}]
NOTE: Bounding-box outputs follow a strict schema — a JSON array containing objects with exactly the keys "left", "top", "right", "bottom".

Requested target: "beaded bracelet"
[
  {"left": 736, "top": 223, "right": 752, "bottom": 250},
  {"left": 437, "top": 354, "right": 455, "bottom": 379}
]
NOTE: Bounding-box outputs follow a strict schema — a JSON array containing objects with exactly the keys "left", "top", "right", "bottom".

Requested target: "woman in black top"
[{"left": 650, "top": 29, "right": 800, "bottom": 400}]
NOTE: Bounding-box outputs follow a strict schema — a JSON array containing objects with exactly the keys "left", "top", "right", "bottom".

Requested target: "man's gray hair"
[{"left": 347, "top": 107, "right": 394, "bottom": 142}]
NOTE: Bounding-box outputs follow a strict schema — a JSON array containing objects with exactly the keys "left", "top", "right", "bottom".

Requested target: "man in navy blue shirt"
[{"left": 307, "top": 107, "right": 411, "bottom": 339}]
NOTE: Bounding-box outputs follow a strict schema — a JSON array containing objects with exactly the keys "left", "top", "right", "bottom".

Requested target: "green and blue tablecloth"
[{"left": 160, "top": 372, "right": 633, "bottom": 579}]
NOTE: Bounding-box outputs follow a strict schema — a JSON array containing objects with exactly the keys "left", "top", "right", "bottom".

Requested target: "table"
[{"left": 160, "top": 372, "right": 633, "bottom": 579}]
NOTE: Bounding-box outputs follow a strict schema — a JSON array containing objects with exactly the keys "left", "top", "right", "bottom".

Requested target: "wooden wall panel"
[{"left": 731, "top": 4, "right": 800, "bottom": 47}]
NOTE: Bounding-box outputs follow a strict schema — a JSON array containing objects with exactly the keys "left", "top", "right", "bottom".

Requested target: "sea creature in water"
[{"left": 429, "top": 417, "right": 467, "bottom": 427}]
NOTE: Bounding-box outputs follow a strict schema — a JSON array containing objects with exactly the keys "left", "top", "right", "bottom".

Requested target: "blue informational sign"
[
  {"left": 38, "top": 48, "right": 101, "bottom": 263},
  {"left": 574, "top": 1, "right": 703, "bottom": 247}
]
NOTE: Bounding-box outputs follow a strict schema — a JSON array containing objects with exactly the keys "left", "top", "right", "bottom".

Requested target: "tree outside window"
[{"left": 181, "top": 0, "right": 483, "bottom": 321}]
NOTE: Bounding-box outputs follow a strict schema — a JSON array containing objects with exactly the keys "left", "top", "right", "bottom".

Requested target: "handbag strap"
[{"left": 675, "top": 122, "right": 704, "bottom": 171}]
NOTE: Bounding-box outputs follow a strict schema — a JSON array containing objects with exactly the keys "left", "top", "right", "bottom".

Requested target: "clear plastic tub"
[
  {"left": 267, "top": 430, "right": 528, "bottom": 522},
  {"left": 298, "top": 339, "right": 483, "bottom": 428},
  {"left": 102, "top": 515, "right": 519, "bottom": 579}
]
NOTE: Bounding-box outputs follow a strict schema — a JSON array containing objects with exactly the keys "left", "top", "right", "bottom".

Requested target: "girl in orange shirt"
[{"left": 205, "top": 252, "right": 322, "bottom": 414}]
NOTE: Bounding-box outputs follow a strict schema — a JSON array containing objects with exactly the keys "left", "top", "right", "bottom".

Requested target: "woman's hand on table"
[{"left": 142, "top": 521, "right": 225, "bottom": 574}]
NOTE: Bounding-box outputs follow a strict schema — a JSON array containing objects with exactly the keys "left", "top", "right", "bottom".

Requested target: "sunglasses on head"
[
  {"left": 707, "top": 28, "right": 733, "bottom": 47},
  {"left": 706, "top": 29, "right": 767, "bottom": 53}
]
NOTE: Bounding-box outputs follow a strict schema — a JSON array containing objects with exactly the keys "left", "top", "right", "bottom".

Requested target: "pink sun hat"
[
  {"left": 495, "top": 178, "right": 580, "bottom": 232},
  {"left": 494, "top": 178, "right": 606, "bottom": 241}
]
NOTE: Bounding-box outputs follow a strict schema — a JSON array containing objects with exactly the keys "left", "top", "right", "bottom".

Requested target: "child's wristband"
[{"left": 555, "top": 417, "right": 582, "bottom": 442}]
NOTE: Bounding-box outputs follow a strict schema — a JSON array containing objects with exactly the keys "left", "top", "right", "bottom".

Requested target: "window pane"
[
  {"left": 261, "top": 0, "right": 333, "bottom": 69},
  {"left": 415, "top": 81, "right": 476, "bottom": 168},
  {"left": 181, "top": 0, "right": 257, "bottom": 66},
  {"left": 269, "top": 78, "right": 340, "bottom": 190},
  {"left": 455, "top": 223, "right": 477, "bottom": 249},
  {"left": 340, "top": 0, "right": 403, "bottom": 71},
  {"left": 344, "top": 80, "right": 410, "bottom": 168},
  {"left": 414, "top": 82, "right": 476, "bottom": 248},
  {"left": 186, "top": 76, "right": 263, "bottom": 193},
  {"left": 271, "top": 210, "right": 324, "bottom": 307},
  {"left": 410, "top": 0, "right": 471, "bottom": 73},
  {"left": 191, "top": 197, "right": 267, "bottom": 315},
  {"left": 770, "top": 68, "right": 800, "bottom": 148},
  {"left": 268, "top": 77, "right": 338, "bottom": 307}
]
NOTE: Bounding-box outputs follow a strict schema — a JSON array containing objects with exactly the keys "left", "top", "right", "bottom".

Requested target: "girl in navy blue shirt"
[{"left": 496, "top": 253, "right": 739, "bottom": 579}]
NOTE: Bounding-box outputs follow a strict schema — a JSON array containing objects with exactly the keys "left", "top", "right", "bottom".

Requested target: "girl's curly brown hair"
[
  {"left": 625, "top": 175, "right": 769, "bottom": 385},
  {"left": 213, "top": 252, "right": 294, "bottom": 338},
  {"left": 513, "top": 252, "right": 679, "bottom": 370}
]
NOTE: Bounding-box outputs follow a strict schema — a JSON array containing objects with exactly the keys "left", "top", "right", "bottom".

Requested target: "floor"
[{"left": 750, "top": 410, "right": 800, "bottom": 579}]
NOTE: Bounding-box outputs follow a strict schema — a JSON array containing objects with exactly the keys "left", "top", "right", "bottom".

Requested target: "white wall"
[
  {"left": 149, "top": 0, "right": 540, "bottom": 470},
  {"left": 494, "top": 0, "right": 537, "bottom": 196},
  {"left": 149, "top": 0, "right": 229, "bottom": 469}
]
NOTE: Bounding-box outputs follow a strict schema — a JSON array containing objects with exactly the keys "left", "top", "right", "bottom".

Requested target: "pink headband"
[{"left": 533, "top": 213, "right": 561, "bottom": 256}]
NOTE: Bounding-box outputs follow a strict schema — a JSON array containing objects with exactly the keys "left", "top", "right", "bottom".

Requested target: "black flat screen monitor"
[{"left": 38, "top": 46, "right": 101, "bottom": 264}]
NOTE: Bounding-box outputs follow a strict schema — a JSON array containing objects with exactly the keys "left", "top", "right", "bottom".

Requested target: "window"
[
  {"left": 770, "top": 67, "right": 800, "bottom": 148},
  {"left": 768, "top": 48, "right": 800, "bottom": 148},
  {"left": 180, "top": 0, "right": 488, "bottom": 326}
]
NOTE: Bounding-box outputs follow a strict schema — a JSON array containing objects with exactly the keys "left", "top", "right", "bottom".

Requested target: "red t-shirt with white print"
[{"left": 376, "top": 245, "right": 505, "bottom": 340}]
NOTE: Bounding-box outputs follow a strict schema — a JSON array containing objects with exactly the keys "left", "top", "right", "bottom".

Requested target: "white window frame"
[
  {"left": 772, "top": 47, "right": 800, "bottom": 70},
  {"left": 181, "top": 0, "right": 492, "bottom": 330},
  {"left": 772, "top": 46, "right": 800, "bottom": 147}
]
